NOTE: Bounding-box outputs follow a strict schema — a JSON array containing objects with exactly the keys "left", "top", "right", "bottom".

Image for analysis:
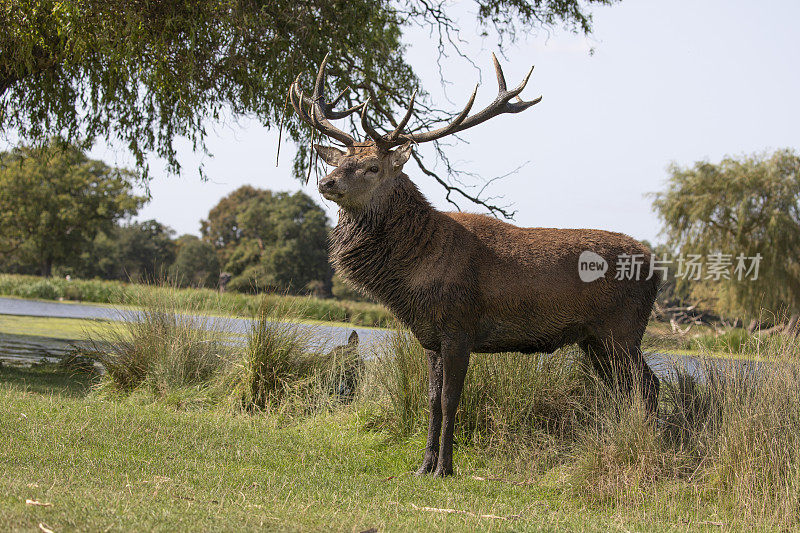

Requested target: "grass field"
[
  {"left": 3, "top": 290, "right": 799, "bottom": 531},
  {"left": 0, "top": 364, "right": 754, "bottom": 532}
]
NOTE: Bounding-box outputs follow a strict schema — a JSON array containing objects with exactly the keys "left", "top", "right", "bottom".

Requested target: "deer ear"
[
  {"left": 313, "top": 144, "right": 346, "bottom": 166},
  {"left": 390, "top": 143, "right": 413, "bottom": 169}
]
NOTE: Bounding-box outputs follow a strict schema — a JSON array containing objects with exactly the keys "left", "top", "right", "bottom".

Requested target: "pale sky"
[{"left": 82, "top": 1, "right": 800, "bottom": 244}]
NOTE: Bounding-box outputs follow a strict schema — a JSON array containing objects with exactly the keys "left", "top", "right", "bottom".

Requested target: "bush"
[
  {"left": 91, "top": 288, "right": 230, "bottom": 397},
  {"left": 19, "top": 278, "right": 64, "bottom": 300}
]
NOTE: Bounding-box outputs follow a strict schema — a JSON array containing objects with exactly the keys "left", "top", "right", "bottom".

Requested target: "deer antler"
[
  {"left": 360, "top": 53, "right": 541, "bottom": 150},
  {"left": 289, "top": 53, "right": 361, "bottom": 147},
  {"left": 291, "top": 53, "right": 541, "bottom": 151}
]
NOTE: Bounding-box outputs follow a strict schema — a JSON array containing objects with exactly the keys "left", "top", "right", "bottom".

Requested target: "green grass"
[
  {"left": 0, "top": 314, "right": 119, "bottom": 340},
  {"left": 0, "top": 273, "right": 393, "bottom": 328},
  {"left": 4, "top": 289, "right": 800, "bottom": 530},
  {"left": 3, "top": 345, "right": 799, "bottom": 530},
  {"left": 0, "top": 371, "right": 750, "bottom": 532}
]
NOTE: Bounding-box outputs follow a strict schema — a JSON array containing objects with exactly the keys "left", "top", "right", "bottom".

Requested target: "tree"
[
  {"left": 652, "top": 149, "right": 800, "bottom": 317},
  {"left": 67, "top": 229, "right": 120, "bottom": 280},
  {"left": 0, "top": 140, "right": 144, "bottom": 276},
  {"left": 200, "top": 185, "right": 270, "bottom": 265},
  {"left": 204, "top": 187, "right": 331, "bottom": 294},
  {"left": 114, "top": 220, "right": 177, "bottom": 281},
  {"left": 1, "top": 0, "right": 615, "bottom": 214},
  {"left": 170, "top": 235, "right": 221, "bottom": 288}
]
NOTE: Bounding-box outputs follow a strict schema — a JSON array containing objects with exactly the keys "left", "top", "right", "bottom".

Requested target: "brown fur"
[{"left": 317, "top": 142, "right": 660, "bottom": 477}]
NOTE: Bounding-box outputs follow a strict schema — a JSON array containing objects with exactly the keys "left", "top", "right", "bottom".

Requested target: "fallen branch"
[
  {"left": 410, "top": 503, "right": 518, "bottom": 520},
  {"left": 26, "top": 499, "right": 52, "bottom": 507},
  {"left": 471, "top": 475, "right": 536, "bottom": 486}
]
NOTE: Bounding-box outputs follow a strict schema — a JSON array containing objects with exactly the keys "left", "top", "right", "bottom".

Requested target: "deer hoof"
[
  {"left": 432, "top": 465, "right": 454, "bottom": 477},
  {"left": 415, "top": 461, "right": 437, "bottom": 476},
  {"left": 415, "top": 451, "right": 438, "bottom": 476}
]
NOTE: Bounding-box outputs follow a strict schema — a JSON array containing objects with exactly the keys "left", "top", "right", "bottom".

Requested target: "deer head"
[{"left": 290, "top": 54, "right": 541, "bottom": 211}]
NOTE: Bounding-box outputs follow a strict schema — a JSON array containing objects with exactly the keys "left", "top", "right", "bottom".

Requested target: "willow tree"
[
  {"left": 1, "top": 0, "right": 616, "bottom": 215},
  {"left": 652, "top": 149, "right": 800, "bottom": 318}
]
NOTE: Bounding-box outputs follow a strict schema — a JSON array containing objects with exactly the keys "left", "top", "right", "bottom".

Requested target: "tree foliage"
[
  {"left": 202, "top": 186, "right": 331, "bottom": 294},
  {"left": 652, "top": 149, "right": 800, "bottom": 317},
  {"left": 200, "top": 185, "right": 267, "bottom": 265},
  {"left": 171, "top": 234, "right": 221, "bottom": 288},
  {"left": 0, "top": 140, "right": 143, "bottom": 276},
  {"left": 1, "top": 0, "right": 615, "bottom": 213},
  {"left": 113, "top": 220, "right": 177, "bottom": 281}
]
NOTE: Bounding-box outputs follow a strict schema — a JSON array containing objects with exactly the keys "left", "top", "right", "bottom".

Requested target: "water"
[
  {"left": 0, "top": 296, "right": 390, "bottom": 352},
  {"left": 0, "top": 296, "right": 757, "bottom": 380},
  {"left": 0, "top": 332, "right": 95, "bottom": 368},
  {"left": 0, "top": 297, "right": 119, "bottom": 321}
]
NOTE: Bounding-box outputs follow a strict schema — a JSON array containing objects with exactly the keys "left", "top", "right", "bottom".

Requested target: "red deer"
[{"left": 290, "top": 55, "right": 660, "bottom": 477}]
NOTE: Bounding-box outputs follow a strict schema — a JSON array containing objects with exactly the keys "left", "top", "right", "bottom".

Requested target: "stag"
[{"left": 290, "top": 55, "right": 660, "bottom": 477}]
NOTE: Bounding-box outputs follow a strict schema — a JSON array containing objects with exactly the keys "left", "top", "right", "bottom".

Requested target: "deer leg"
[
  {"left": 579, "top": 339, "right": 614, "bottom": 385},
  {"left": 583, "top": 336, "right": 659, "bottom": 414},
  {"left": 434, "top": 337, "right": 471, "bottom": 477},
  {"left": 416, "top": 349, "right": 443, "bottom": 475},
  {"left": 630, "top": 345, "right": 660, "bottom": 414},
  {"left": 608, "top": 333, "right": 660, "bottom": 414}
]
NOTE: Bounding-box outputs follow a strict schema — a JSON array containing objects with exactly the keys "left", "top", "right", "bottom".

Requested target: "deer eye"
[{"left": 368, "top": 165, "right": 379, "bottom": 173}]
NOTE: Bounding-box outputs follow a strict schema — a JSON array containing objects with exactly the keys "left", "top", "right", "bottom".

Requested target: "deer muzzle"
[{"left": 318, "top": 177, "right": 340, "bottom": 200}]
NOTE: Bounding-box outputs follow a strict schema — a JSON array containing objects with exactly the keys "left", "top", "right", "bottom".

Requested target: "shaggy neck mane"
[{"left": 329, "top": 174, "right": 437, "bottom": 307}]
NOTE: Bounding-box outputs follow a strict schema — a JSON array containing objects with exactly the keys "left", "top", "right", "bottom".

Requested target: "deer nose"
[{"left": 319, "top": 178, "right": 336, "bottom": 191}]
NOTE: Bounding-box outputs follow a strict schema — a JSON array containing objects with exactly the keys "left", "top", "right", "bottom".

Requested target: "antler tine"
[
  {"left": 491, "top": 52, "right": 507, "bottom": 92},
  {"left": 310, "top": 53, "right": 335, "bottom": 126},
  {"left": 312, "top": 52, "right": 331, "bottom": 108},
  {"left": 295, "top": 81, "right": 361, "bottom": 120},
  {"left": 401, "top": 84, "right": 478, "bottom": 144},
  {"left": 507, "top": 65, "right": 534, "bottom": 98},
  {"left": 289, "top": 84, "right": 314, "bottom": 127},
  {"left": 326, "top": 86, "right": 363, "bottom": 119},
  {"left": 359, "top": 99, "right": 391, "bottom": 151},
  {"left": 387, "top": 90, "right": 417, "bottom": 141},
  {"left": 406, "top": 56, "right": 541, "bottom": 144},
  {"left": 291, "top": 56, "right": 357, "bottom": 147}
]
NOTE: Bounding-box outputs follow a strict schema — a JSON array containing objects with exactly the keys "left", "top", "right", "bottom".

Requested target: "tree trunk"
[{"left": 40, "top": 257, "right": 53, "bottom": 278}]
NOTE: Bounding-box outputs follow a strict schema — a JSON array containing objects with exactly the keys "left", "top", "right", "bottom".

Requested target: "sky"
[{"left": 85, "top": 0, "right": 800, "bottom": 244}]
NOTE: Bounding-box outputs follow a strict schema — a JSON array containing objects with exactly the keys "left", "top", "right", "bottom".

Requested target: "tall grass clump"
[
  {"left": 569, "top": 363, "right": 670, "bottom": 503},
  {"left": 686, "top": 352, "right": 800, "bottom": 524},
  {"left": 221, "top": 299, "right": 365, "bottom": 414},
  {"left": 366, "top": 329, "right": 591, "bottom": 454},
  {"left": 572, "top": 335, "right": 800, "bottom": 526},
  {"left": 90, "top": 287, "right": 229, "bottom": 400},
  {"left": 223, "top": 299, "right": 316, "bottom": 411}
]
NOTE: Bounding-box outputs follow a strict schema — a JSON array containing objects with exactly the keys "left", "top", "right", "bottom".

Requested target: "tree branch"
[{"left": 411, "top": 151, "right": 516, "bottom": 219}]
